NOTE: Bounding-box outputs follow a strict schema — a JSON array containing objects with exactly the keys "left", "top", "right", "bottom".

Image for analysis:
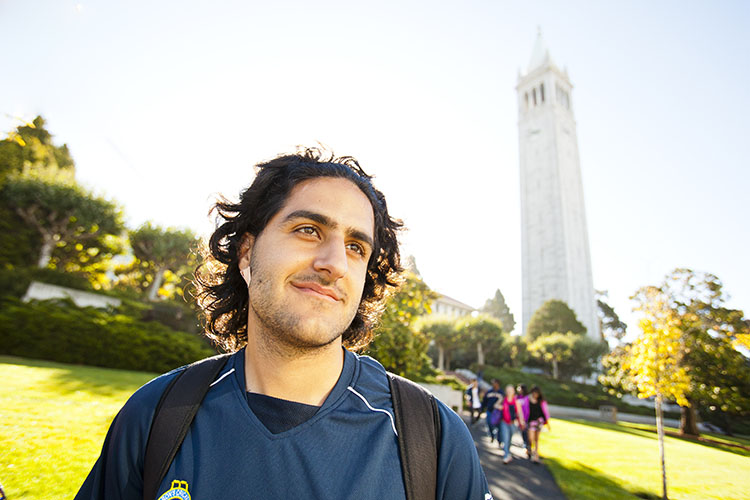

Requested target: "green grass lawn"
[
  {"left": 542, "top": 418, "right": 750, "bottom": 500},
  {"left": 0, "top": 356, "right": 155, "bottom": 500}
]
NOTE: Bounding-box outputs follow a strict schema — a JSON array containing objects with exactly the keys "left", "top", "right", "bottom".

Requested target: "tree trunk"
[
  {"left": 147, "top": 268, "right": 166, "bottom": 301},
  {"left": 680, "top": 404, "right": 700, "bottom": 437},
  {"left": 37, "top": 237, "right": 54, "bottom": 268},
  {"left": 720, "top": 412, "right": 733, "bottom": 436},
  {"left": 476, "top": 341, "right": 484, "bottom": 367},
  {"left": 656, "top": 392, "right": 669, "bottom": 500},
  {"left": 437, "top": 346, "right": 445, "bottom": 371},
  {"left": 552, "top": 358, "right": 559, "bottom": 380}
]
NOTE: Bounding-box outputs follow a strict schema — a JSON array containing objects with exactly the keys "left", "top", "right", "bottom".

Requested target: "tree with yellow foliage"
[
  {"left": 366, "top": 272, "right": 438, "bottom": 379},
  {"left": 626, "top": 285, "right": 690, "bottom": 500},
  {"left": 602, "top": 269, "right": 750, "bottom": 438}
]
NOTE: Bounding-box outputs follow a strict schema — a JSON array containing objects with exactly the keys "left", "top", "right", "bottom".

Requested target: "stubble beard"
[{"left": 246, "top": 252, "right": 354, "bottom": 357}]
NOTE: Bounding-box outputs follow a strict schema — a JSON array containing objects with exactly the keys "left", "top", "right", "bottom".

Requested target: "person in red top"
[{"left": 494, "top": 384, "right": 525, "bottom": 464}]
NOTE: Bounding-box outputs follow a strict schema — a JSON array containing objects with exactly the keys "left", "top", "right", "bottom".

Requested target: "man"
[
  {"left": 481, "top": 379, "right": 502, "bottom": 442},
  {"left": 465, "top": 378, "right": 482, "bottom": 424},
  {"left": 75, "top": 147, "right": 491, "bottom": 499}
]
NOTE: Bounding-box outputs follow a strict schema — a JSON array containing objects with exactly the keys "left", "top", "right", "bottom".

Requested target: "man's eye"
[
  {"left": 296, "top": 226, "right": 318, "bottom": 237},
  {"left": 347, "top": 243, "right": 365, "bottom": 256}
]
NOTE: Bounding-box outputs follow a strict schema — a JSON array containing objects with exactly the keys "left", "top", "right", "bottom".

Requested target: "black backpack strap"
[
  {"left": 143, "top": 353, "right": 231, "bottom": 500},
  {"left": 387, "top": 372, "right": 442, "bottom": 500}
]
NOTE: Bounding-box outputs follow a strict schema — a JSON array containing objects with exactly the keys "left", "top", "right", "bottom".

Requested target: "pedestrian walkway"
[{"left": 463, "top": 414, "right": 567, "bottom": 500}]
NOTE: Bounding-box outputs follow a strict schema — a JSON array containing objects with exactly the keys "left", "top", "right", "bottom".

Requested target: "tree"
[
  {"left": 0, "top": 116, "right": 77, "bottom": 268},
  {"left": 527, "top": 332, "right": 575, "bottom": 380},
  {"left": 625, "top": 285, "right": 690, "bottom": 500},
  {"left": 651, "top": 269, "right": 750, "bottom": 436},
  {"left": 117, "top": 222, "right": 198, "bottom": 301},
  {"left": 0, "top": 167, "right": 124, "bottom": 281},
  {"left": 481, "top": 289, "right": 516, "bottom": 334},
  {"left": 527, "top": 331, "right": 606, "bottom": 380},
  {"left": 526, "top": 299, "right": 586, "bottom": 340},
  {"left": 456, "top": 314, "right": 506, "bottom": 367},
  {"left": 0, "top": 116, "right": 75, "bottom": 182},
  {"left": 599, "top": 344, "right": 636, "bottom": 395},
  {"left": 402, "top": 254, "right": 421, "bottom": 276},
  {"left": 416, "top": 316, "right": 458, "bottom": 371},
  {"left": 558, "top": 335, "right": 608, "bottom": 380},
  {"left": 601, "top": 269, "right": 750, "bottom": 438},
  {"left": 733, "top": 329, "right": 750, "bottom": 352},
  {"left": 508, "top": 335, "right": 529, "bottom": 368},
  {"left": 366, "top": 272, "right": 438, "bottom": 379},
  {"left": 597, "top": 290, "right": 627, "bottom": 344}
]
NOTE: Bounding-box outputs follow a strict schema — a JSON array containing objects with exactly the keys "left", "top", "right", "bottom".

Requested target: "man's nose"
[{"left": 312, "top": 236, "right": 348, "bottom": 280}]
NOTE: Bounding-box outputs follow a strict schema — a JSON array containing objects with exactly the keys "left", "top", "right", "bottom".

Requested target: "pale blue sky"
[{"left": 2, "top": 0, "right": 748, "bottom": 336}]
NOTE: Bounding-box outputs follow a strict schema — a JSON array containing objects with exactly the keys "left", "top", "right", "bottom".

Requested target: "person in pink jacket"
[
  {"left": 526, "top": 386, "right": 551, "bottom": 464},
  {"left": 516, "top": 384, "right": 531, "bottom": 458},
  {"left": 495, "top": 384, "right": 526, "bottom": 464}
]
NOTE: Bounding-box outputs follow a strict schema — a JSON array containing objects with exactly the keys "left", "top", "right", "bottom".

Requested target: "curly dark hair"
[{"left": 192, "top": 146, "right": 404, "bottom": 353}]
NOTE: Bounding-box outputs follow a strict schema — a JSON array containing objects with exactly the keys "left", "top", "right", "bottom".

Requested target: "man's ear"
[{"left": 237, "top": 232, "right": 254, "bottom": 286}]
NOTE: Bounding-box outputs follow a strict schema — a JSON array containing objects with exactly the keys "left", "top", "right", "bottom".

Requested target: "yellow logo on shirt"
[{"left": 157, "top": 480, "right": 191, "bottom": 500}]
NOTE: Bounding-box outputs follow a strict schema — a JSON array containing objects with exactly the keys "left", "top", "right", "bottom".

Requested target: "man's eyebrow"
[
  {"left": 348, "top": 229, "right": 374, "bottom": 251},
  {"left": 283, "top": 210, "right": 334, "bottom": 229},
  {"left": 283, "top": 209, "right": 374, "bottom": 250}
]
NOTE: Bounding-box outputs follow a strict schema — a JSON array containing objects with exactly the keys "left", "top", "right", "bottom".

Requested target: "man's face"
[{"left": 239, "top": 177, "right": 375, "bottom": 352}]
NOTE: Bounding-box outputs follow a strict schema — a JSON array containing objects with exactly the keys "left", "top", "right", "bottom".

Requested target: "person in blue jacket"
[
  {"left": 74, "top": 146, "right": 492, "bottom": 500},
  {"left": 482, "top": 379, "right": 503, "bottom": 441}
]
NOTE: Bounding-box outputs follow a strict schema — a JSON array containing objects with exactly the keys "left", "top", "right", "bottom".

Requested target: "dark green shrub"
[
  {"left": 0, "top": 296, "right": 216, "bottom": 373},
  {"left": 0, "top": 204, "right": 40, "bottom": 269},
  {"left": 142, "top": 300, "right": 202, "bottom": 334}
]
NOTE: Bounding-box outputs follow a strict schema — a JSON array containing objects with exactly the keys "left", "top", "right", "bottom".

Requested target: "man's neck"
[{"left": 243, "top": 331, "right": 345, "bottom": 407}]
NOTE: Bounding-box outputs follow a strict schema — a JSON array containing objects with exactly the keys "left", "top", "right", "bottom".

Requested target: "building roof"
[{"left": 435, "top": 293, "right": 475, "bottom": 312}]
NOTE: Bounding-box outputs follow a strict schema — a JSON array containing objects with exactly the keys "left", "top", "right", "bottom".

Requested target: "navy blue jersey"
[
  {"left": 75, "top": 347, "right": 492, "bottom": 500},
  {"left": 481, "top": 390, "right": 502, "bottom": 411}
]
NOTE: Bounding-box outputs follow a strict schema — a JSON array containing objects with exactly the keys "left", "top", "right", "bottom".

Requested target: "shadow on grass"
[
  {"left": 50, "top": 367, "right": 154, "bottom": 399},
  {"left": 1, "top": 354, "right": 154, "bottom": 398},
  {"left": 544, "top": 456, "right": 659, "bottom": 500},
  {"left": 561, "top": 418, "right": 750, "bottom": 459}
]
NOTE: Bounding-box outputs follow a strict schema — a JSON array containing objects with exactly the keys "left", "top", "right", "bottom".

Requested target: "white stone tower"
[{"left": 517, "top": 31, "right": 599, "bottom": 340}]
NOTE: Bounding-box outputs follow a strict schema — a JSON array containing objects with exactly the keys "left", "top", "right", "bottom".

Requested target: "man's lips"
[{"left": 290, "top": 281, "right": 342, "bottom": 302}]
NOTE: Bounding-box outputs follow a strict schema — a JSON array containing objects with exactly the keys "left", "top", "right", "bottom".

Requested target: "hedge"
[{"left": 0, "top": 296, "right": 216, "bottom": 373}]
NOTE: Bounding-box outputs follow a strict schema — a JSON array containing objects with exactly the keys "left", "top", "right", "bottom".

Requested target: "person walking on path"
[
  {"left": 482, "top": 379, "right": 503, "bottom": 441},
  {"left": 527, "top": 386, "right": 551, "bottom": 464},
  {"left": 496, "top": 384, "right": 525, "bottom": 464},
  {"left": 516, "top": 383, "right": 531, "bottom": 458},
  {"left": 466, "top": 378, "right": 482, "bottom": 424}
]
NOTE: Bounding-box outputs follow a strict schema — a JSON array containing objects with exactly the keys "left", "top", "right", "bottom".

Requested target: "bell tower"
[{"left": 517, "top": 30, "right": 599, "bottom": 340}]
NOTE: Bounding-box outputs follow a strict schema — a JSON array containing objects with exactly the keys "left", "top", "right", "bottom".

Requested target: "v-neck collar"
[{"left": 227, "top": 345, "right": 359, "bottom": 439}]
